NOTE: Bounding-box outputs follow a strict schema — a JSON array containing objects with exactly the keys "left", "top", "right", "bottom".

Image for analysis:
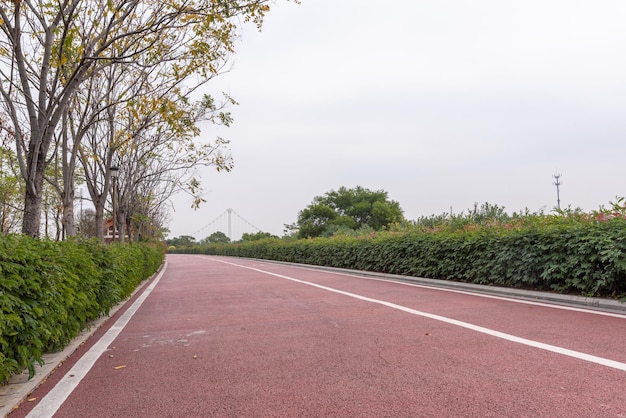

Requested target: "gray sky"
[{"left": 167, "top": 0, "right": 626, "bottom": 240}]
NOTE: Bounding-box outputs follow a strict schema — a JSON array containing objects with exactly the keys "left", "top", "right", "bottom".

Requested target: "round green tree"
[{"left": 295, "top": 186, "right": 404, "bottom": 238}]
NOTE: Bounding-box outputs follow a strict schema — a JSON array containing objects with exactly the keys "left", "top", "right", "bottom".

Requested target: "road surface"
[{"left": 9, "top": 254, "right": 626, "bottom": 417}]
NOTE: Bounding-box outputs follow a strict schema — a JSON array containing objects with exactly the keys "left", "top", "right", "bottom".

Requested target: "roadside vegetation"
[
  {"left": 0, "top": 237, "right": 164, "bottom": 384},
  {"left": 170, "top": 193, "right": 626, "bottom": 301}
]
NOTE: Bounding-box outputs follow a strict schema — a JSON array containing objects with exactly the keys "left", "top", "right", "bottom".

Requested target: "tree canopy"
[
  {"left": 241, "top": 231, "right": 277, "bottom": 241},
  {"left": 294, "top": 186, "right": 404, "bottom": 238},
  {"left": 0, "top": 0, "right": 295, "bottom": 239},
  {"left": 165, "top": 235, "right": 197, "bottom": 247},
  {"left": 201, "top": 231, "right": 231, "bottom": 244}
]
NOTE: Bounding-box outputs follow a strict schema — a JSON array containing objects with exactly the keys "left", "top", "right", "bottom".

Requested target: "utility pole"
[{"left": 553, "top": 173, "right": 562, "bottom": 210}]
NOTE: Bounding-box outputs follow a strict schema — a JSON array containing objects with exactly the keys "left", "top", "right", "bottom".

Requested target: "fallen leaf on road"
[
  {"left": 27, "top": 398, "right": 37, "bottom": 402},
  {"left": 113, "top": 365, "right": 127, "bottom": 370}
]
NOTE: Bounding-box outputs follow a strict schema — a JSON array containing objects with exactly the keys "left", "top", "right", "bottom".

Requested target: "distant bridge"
[{"left": 189, "top": 208, "right": 261, "bottom": 241}]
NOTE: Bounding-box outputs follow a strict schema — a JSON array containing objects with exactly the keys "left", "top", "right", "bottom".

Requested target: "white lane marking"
[
  {"left": 214, "top": 258, "right": 626, "bottom": 372},
  {"left": 286, "top": 263, "right": 626, "bottom": 319},
  {"left": 26, "top": 263, "right": 168, "bottom": 418}
]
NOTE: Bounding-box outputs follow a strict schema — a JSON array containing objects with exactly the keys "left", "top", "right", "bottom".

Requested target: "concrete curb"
[
  {"left": 256, "top": 259, "right": 626, "bottom": 315},
  {"left": 0, "top": 263, "right": 165, "bottom": 418}
]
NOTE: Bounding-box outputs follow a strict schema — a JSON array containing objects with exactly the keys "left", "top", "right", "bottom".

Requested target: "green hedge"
[
  {"left": 176, "top": 218, "right": 626, "bottom": 299},
  {"left": 0, "top": 236, "right": 164, "bottom": 384}
]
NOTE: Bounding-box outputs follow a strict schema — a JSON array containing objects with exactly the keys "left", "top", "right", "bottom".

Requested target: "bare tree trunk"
[
  {"left": 22, "top": 191, "right": 42, "bottom": 237},
  {"left": 61, "top": 112, "right": 78, "bottom": 237},
  {"left": 82, "top": 159, "right": 112, "bottom": 242},
  {"left": 118, "top": 206, "right": 126, "bottom": 242},
  {"left": 126, "top": 217, "right": 134, "bottom": 242},
  {"left": 22, "top": 157, "right": 45, "bottom": 237},
  {"left": 0, "top": 206, "right": 7, "bottom": 235},
  {"left": 63, "top": 199, "right": 75, "bottom": 237},
  {"left": 94, "top": 202, "right": 105, "bottom": 240},
  {"left": 55, "top": 206, "right": 62, "bottom": 241}
]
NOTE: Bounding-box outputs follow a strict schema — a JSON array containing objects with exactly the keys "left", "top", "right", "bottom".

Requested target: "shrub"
[
  {"left": 172, "top": 216, "right": 626, "bottom": 299},
  {"left": 0, "top": 237, "right": 164, "bottom": 384}
]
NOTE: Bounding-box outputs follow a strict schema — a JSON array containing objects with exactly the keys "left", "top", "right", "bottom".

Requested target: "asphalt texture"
[{"left": 5, "top": 254, "right": 626, "bottom": 417}]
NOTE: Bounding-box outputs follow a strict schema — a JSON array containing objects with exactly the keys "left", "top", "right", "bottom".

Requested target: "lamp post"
[{"left": 110, "top": 165, "right": 119, "bottom": 242}]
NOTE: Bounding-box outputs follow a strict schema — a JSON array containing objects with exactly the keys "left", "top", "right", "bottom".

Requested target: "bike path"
[{"left": 7, "top": 255, "right": 626, "bottom": 417}]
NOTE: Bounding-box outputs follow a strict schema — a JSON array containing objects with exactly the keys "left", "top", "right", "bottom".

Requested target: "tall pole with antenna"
[{"left": 553, "top": 173, "right": 562, "bottom": 210}]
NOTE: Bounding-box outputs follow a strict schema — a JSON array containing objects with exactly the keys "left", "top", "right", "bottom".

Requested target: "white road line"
[
  {"left": 215, "top": 258, "right": 626, "bottom": 373},
  {"left": 26, "top": 263, "right": 168, "bottom": 418},
  {"left": 288, "top": 263, "right": 626, "bottom": 319}
]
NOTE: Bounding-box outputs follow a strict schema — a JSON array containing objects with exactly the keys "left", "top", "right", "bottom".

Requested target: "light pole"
[{"left": 111, "top": 165, "right": 119, "bottom": 242}]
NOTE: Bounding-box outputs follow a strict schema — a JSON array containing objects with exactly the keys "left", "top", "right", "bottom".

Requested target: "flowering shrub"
[{"left": 594, "top": 197, "right": 626, "bottom": 222}]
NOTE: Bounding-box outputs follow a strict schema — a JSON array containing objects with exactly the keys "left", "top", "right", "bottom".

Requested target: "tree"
[
  {"left": 241, "top": 231, "right": 277, "bottom": 241},
  {"left": 201, "top": 231, "right": 230, "bottom": 244},
  {"left": 0, "top": 146, "right": 23, "bottom": 234},
  {"left": 109, "top": 92, "right": 235, "bottom": 242},
  {"left": 165, "top": 235, "right": 197, "bottom": 247},
  {"left": 77, "top": 208, "right": 98, "bottom": 238},
  {"left": 0, "top": 0, "right": 285, "bottom": 237},
  {"left": 295, "top": 186, "right": 404, "bottom": 238}
]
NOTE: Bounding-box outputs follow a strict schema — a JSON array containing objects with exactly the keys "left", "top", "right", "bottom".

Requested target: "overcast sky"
[{"left": 167, "top": 0, "right": 626, "bottom": 240}]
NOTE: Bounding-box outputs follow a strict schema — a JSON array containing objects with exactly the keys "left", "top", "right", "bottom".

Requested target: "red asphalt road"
[{"left": 10, "top": 254, "right": 626, "bottom": 417}]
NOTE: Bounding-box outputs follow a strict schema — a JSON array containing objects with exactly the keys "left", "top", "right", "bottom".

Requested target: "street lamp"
[{"left": 110, "top": 165, "right": 119, "bottom": 242}]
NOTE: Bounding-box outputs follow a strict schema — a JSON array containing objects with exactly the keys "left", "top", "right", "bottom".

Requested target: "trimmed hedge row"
[
  {"left": 0, "top": 236, "right": 164, "bottom": 384},
  {"left": 178, "top": 218, "right": 626, "bottom": 299}
]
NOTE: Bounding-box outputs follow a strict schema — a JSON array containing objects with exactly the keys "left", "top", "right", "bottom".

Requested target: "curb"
[{"left": 257, "top": 259, "right": 626, "bottom": 315}]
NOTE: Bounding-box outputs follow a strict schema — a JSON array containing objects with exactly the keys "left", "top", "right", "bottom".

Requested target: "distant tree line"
[
  {"left": 167, "top": 186, "right": 405, "bottom": 244},
  {"left": 167, "top": 185, "right": 605, "bottom": 246},
  {"left": 166, "top": 231, "right": 278, "bottom": 247}
]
